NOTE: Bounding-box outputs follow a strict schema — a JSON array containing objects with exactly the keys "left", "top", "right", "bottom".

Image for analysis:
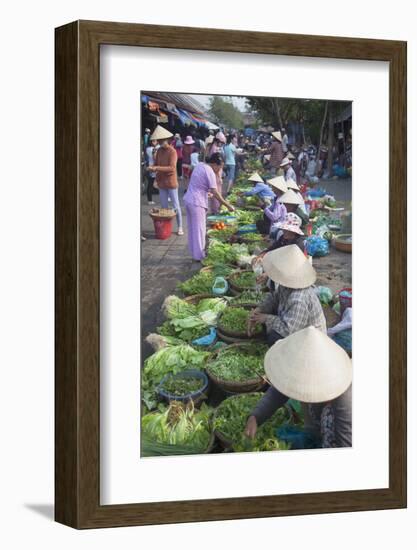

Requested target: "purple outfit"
[
  {"left": 264, "top": 197, "right": 287, "bottom": 224},
  {"left": 184, "top": 163, "right": 217, "bottom": 260}
]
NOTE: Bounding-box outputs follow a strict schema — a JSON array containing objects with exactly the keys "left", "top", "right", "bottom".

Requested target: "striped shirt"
[{"left": 258, "top": 285, "right": 326, "bottom": 337}]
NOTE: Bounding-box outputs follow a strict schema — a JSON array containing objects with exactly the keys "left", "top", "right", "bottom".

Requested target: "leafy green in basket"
[
  {"left": 208, "top": 344, "right": 268, "bottom": 382},
  {"left": 219, "top": 307, "right": 262, "bottom": 335},
  {"left": 214, "top": 394, "right": 290, "bottom": 452}
]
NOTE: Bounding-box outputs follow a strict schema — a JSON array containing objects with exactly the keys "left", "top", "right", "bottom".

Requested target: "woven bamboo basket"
[
  {"left": 227, "top": 270, "right": 257, "bottom": 294},
  {"left": 206, "top": 343, "right": 266, "bottom": 394},
  {"left": 333, "top": 234, "right": 352, "bottom": 253}
]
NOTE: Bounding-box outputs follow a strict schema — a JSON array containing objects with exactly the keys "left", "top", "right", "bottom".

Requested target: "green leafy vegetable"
[
  {"left": 202, "top": 241, "right": 250, "bottom": 267},
  {"left": 231, "top": 271, "right": 257, "bottom": 289},
  {"left": 178, "top": 271, "right": 216, "bottom": 295},
  {"left": 142, "top": 345, "right": 210, "bottom": 410},
  {"left": 230, "top": 290, "right": 265, "bottom": 305},
  {"left": 207, "top": 344, "right": 268, "bottom": 382},
  {"left": 219, "top": 307, "right": 262, "bottom": 335},
  {"left": 162, "top": 295, "right": 197, "bottom": 319},
  {"left": 142, "top": 401, "right": 212, "bottom": 455},
  {"left": 161, "top": 375, "right": 205, "bottom": 396},
  {"left": 214, "top": 393, "right": 290, "bottom": 452}
]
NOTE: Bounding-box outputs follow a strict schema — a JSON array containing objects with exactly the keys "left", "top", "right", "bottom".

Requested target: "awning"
[{"left": 206, "top": 121, "right": 220, "bottom": 130}]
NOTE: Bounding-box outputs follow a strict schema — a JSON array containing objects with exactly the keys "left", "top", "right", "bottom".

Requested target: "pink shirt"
[{"left": 183, "top": 163, "right": 217, "bottom": 209}]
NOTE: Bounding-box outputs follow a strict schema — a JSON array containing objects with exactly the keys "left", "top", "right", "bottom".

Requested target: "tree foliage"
[
  {"left": 247, "top": 97, "right": 350, "bottom": 146},
  {"left": 208, "top": 96, "right": 245, "bottom": 130}
]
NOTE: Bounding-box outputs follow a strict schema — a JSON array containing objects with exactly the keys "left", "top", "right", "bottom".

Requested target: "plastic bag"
[
  {"left": 212, "top": 276, "right": 228, "bottom": 295},
  {"left": 315, "top": 286, "right": 333, "bottom": 305},
  {"left": 192, "top": 327, "right": 217, "bottom": 346},
  {"left": 305, "top": 236, "right": 329, "bottom": 257}
]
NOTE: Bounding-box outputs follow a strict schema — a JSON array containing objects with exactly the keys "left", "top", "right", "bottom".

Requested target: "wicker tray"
[
  {"left": 206, "top": 343, "right": 265, "bottom": 394},
  {"left": 334, "top": 234, "right": 352, "bottom": 253},
  {"left": 227, "top": 270, "right": 257, "bottom": 293}
]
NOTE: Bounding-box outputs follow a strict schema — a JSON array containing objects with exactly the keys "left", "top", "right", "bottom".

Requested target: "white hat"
[
  {"left": 145, "top": 128, "right": 151, "bottom": 133},
  {"left": 264, "top": 326, "right": 352, "bottom": 403},
  {"left": 280, "top": 157, "right": 291, "bottom": 167},
  {"left": 285, "top": 179, "right": 300, "bottom": 191},
  {"left": 271, "top": 131, "right": 282, "bottom": 141},
  {"left": 277, "top": 212, "right": 304, "bottom": 235},
  {"left": 206, "top": 135, "right": 214, "bottom": 144},
  {"left": 248, "top": 172, "right": 264, "bottom": 183},
  {"left": 215, "top": 131, "right": 226, "bottom": 144},
  {"left": 262, "top": 244, "right": 316, "bottom": 288},
  {"left": 278, "top": 189, "right": 303, "bottom": 205},
  {"left": 150, "top": 125, "right": 173, "bottom": 140},
  {"left": 184, "top": 135, "right": 195, "bottom": 144},
  {"left": 267, "top": 176, "right": 288, "bottom": 194},
  {"left": 287, "top": 152, "right": 295, "bottom": 160}
]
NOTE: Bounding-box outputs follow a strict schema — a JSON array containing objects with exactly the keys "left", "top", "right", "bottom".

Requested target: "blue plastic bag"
[
  {"left": 192, "top": 327, "right": 217, "bottom": 346},
  {"left": 212, "top": 276, "right": 228, "bottom": 295},
  {"left": 305, "top": 236, "right": 329, "bottom": 257}
]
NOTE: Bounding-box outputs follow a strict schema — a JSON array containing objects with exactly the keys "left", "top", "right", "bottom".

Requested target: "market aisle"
[{"left": 141, "top": 192, "right": 198, "bottom": 359}]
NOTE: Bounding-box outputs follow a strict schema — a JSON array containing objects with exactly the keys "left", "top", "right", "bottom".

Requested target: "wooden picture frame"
[{"left": 55, "top": 20, "right": 407, "bottom": 529}]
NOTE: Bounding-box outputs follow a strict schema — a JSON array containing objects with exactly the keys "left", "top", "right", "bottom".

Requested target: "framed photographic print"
[{"left": 55, "top": 20, "right": 407, "bottom": 529}]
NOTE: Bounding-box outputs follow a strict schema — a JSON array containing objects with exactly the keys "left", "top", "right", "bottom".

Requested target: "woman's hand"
[
  {"left": 147, "top": 165, "right": 156, "bottom": 172},
  {"left": 250, "top": 311, "right": 268, "bottom": 324},
  {"left": 251, "top": 253, "right": 265, "bottom": 267},
  {"left": 227, "top": 204, "right": 235, "bottom": 212},
  {"left": 245, "top": 416, "right": 258, "bottom": 439},
  {"left": 256, "top": 273, "right": 268, "bottom": 285}
]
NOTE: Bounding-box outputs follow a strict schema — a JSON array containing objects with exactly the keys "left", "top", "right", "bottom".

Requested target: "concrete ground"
[{"left": 141, "top": 176, "right": 352, "bottom": 358}]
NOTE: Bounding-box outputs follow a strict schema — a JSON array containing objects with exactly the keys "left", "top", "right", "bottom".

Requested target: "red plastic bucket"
[{"left": 153, "top": 217, "right": 173, "bottom": 240}]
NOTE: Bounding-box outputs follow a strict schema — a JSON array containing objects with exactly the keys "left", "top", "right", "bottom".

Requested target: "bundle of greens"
[
  {"left": 207, "top": 227, "right": 237, "bottom": 242},
  {"left": 162, "top": 295, "right": 197, "bottom": 319},
  {"left": 178, "top": 271, "right": 216, "bottom": 295},
  {"left": 244, "top": 195, "right": 262, "bottom": 207},
  {"left": 202, "top": 241, "right": 249, "bottom": 267},
  {"left": 158, "top": 296, "right": 228, "bottom": 343},
  {"left": 235, "top": 209, "right": 263, "bottom": 225},
  {"left": 207, "top": 344, "right": 268, "bottom": 382},
  {"left": 214, "top": 393, "right": 290, "bottom": 452},
  {"left": 230, "top": 271, "right": 257, "bottom": 290},
  {"left": 205, "top": 264, "right": 236, "bottom": 277},
  {"left": 145, "top": 333, "right": 185, "bottom": 351},
  {"left": 230, "top": 290, "right": 265, "bottom": 306},
  {"left": 160, "top": 374, "right": 205, "bottom": 397},
  {"left": 218, "top": 307, "right": 262, "bottom": 335},
  {"left": 142, "top": 401, "right": 212, "bottom": 456},
  {"left": 241, "top": 232, "right": 265, "bottom": 242},
  {"left": 142, "top": 345, "right": 210, "bottom": 410}
]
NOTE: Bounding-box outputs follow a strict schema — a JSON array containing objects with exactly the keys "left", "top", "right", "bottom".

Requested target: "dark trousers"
[
  {"left": 266, "top": 330, "right": 290, "bottom": 408},
  {"left": 146, "top": 174, "right": 155, "bottom": 202}
]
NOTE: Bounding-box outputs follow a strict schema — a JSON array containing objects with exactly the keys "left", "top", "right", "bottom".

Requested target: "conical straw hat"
[
  {"left": 264, "top": 326, "right": 352, "bottom": 403},
  {"left": 150, "top": 125, "right": 173, "bottom": 140},
  {"left": 280, "top": 157, "right": 291, "bottom": 167},
  {"left": 248, "top": 172, "right": 264, "bottom": 183},
  {"left": 262, "top": 244, "right": 316, "bottom": 288},
  {"left": 278, "top": 189, "right": 303, "bottom": 205},
  {"left": 285, "top": 179, "right": 300, "bottom": 191},
  {"left": 287, "top": 152, "right": 296, "bottom": 160},
  {"left": 267, "top": 175, "right": 288, "bottom": 194},
  {"left": 271, "top": 131, "right": 282, "bottom": 141}
]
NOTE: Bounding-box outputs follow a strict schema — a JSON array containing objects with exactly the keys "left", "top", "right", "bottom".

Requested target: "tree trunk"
[
  {"left": 327, "top": 101, "right": 334, "bottom": 177},
  {"left": 270, "top": 97, "right": 283, "bottom": 129},
  {"left": 315, "top": 101, "right": 328, "bottom": 176}
]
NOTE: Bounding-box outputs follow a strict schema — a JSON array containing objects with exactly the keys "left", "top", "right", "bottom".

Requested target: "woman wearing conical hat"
[
  {"left": 245, "top": 326, "right": 352, "bottom": 449},
  {"left": 264, "top": 131, "right": 284, "bottom": 174},
  {"left": 254, "top": 175, "right": 288, "bottom": 235},
  {"left": 248, "top": 244, "right": 326, "bottom": 344},
  {"left": 147, "top": 125, "right": 184, "bottom": 235}
]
